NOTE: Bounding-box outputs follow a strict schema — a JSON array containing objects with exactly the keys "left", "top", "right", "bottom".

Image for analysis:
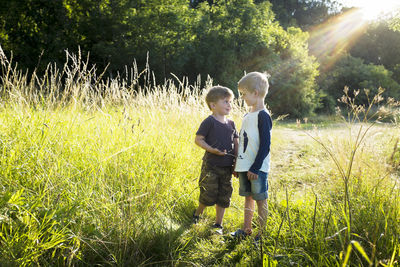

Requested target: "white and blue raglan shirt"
[{"left": 234, "top": 109, "right": 272, "bottom": 174}]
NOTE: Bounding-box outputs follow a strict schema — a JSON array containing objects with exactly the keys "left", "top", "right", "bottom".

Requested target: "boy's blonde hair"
[
  {"left": 238, "top": 72, "right": 269, "bottom": 98},
  {"left": 205, "top": 86, "right": 234, "bottom": 110}
]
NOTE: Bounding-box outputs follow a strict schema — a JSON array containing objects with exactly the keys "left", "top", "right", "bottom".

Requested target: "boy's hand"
[
  {"left": 209, "top": 148, "right": 226, "bottom": 156},
  {"left": 247, "top": 171, "right": 258, "bottom": 180}
]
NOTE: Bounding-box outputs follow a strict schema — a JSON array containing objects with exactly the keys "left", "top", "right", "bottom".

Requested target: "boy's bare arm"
[{"left": 195, "top": 135, "right": 226, "bottom": 156}]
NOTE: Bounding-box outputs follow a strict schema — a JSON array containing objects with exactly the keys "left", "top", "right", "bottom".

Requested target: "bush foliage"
[
  {"left": 318, "top": 55, "right": 400, "bottom": 113},
  {"left": 0, "top": 0, "right": 320, "bottom": 117},
  {"left": 1, "top": 0, "right": 400, "bottom": 117}
]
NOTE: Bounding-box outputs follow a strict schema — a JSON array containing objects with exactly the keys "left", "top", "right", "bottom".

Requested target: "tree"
[
  {"left": 349, "top": 20, "right": 400, "bottom": 83},
  {"left": 0, "top": 0, "right": 72, "bottom": 72},
  {"left": 318, "top": 55, "right": 400, "bottom": 112},
  {"left": 189, "top": 0, "right": 214, "bottom": 8},
  {"left": 0, "top": 0, "right": 320, "bottom": 117},
  {"left": 126, "top": 0, "right": 194, "bottom": 79},
  {"left": 389, "top": 9, "right": 400, "bottom": 31},
  {"left": 186, "top": 0, "right": 319, "bottom": 117},
  {"left": 265, "top": 0, "right": 341, "bottom": 30}
]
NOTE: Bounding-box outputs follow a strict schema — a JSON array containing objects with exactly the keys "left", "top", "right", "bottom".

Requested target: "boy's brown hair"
[{"left": 205, "top": 86, "right": 234, "bottom": 110}]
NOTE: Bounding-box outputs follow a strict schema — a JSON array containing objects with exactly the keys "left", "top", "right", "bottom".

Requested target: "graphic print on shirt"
[
  {"left": 234, "top": 109, "right": 272, "bottom": 173},
  {"left": 243, "top": 131, "right": 248, "bottom": 153}
]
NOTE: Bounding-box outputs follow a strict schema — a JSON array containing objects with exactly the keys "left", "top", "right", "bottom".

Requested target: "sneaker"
[
  {"left": 212, "top": 223, "right": 223, "bottom": 235},
  {"left": 192, "top": 210, "right": 200, "bottom": 224},
  {"left": 230, "top": 229, "right": 250, "bottom": 240}
]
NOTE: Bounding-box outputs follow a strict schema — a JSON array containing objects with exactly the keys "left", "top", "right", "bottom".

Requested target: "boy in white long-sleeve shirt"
[{"left": 231, "top": 72, "right": 272, "bottom": 241}]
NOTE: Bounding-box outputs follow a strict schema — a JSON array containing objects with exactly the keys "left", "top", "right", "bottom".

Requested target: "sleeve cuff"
[{"left": 249, "top": 166, "right": 259, "bottom": 174}]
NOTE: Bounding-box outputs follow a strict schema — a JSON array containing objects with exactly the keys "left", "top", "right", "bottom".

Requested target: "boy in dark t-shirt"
[{"left": 193, "top": 86, "right": 238, "bottom": 234}]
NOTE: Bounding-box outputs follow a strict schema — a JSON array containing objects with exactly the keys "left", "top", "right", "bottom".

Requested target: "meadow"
[{"left": 1, "top": 52, "right": 400, "bottom": 266}]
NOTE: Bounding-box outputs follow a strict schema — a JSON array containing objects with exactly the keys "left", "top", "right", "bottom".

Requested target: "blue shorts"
[{"left": 238, "top": 171, "right": 268, "bottom": 200}]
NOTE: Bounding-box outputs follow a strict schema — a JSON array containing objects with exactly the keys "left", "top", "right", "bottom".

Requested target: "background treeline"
[{"left": 1, "top": 0, "right": 400, "bottom": 117}]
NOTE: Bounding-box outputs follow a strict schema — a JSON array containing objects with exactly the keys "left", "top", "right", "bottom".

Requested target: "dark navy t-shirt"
[{"left": 196, "top": 115, "right": 238, "bottom": 167}]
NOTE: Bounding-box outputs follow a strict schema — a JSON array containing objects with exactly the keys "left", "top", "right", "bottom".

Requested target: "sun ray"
[{"left": 308, "top": 8, "right": 368, "bottom": 71}]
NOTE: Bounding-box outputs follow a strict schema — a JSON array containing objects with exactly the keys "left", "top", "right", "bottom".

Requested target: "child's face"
[
  {"left": 239, "top": 88, "right": 258, "bottom": 107},
  {"left": 210, "top": 97, "right": 232, "bottom": 116}
]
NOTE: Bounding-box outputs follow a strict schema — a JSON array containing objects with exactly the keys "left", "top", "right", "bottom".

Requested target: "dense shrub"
[{"left": 318, "top": 55, "right": 400, "bottom": 113}]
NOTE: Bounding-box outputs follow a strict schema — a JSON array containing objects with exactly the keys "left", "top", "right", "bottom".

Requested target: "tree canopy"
[
  {"left": 1, "top": 0, "right": 400, "bottom": 117},
  {"left": 350, "top": 20, "right": 400, "bottom": 83},
  {"left": 0, "top": 0, "right": 321, "bottom": 117}
]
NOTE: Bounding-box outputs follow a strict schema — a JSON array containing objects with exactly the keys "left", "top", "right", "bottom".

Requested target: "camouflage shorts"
[{"left": 199, "top": 162, "right": 233, "bottom": 208}]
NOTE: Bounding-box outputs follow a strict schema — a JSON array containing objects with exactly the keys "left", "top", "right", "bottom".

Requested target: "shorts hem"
[
  {"left": 216, "top": 202, "right": 230, "bottom": 208},
  {"left": 199, "top": 200, "right": 216, "bottom": 207},
  {"left": 239, "top": 190, "right": 252, "bottom": 197},
  {"left": 252, "top": 192, "right": 268, "bottom": 200}
]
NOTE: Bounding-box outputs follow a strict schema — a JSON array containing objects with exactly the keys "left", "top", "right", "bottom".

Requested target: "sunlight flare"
[
  {"left": 309, "top": 8, "right": 367, "bottom": 71},
  {"left": 343, "top": 0, "right": 400, "bottom": 20}
]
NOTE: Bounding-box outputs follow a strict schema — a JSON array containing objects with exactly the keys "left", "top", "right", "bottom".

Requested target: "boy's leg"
[
  {"left": 195, "top": 202, "right": 207, "bottom": 216},
  {"left": 215, "top": 166, "right": 233, "bottom": 225},
  {"left": 256, "top": 199, "right": 268, "bottom": 232},
  {"left": 237, "top": 172, "right": 253, "bottom": 234},
  {"left": 197, "top": 163, "right": 219, "bottom": 216},
  {"left": 244, "top": 196, "right": 255, "bottom": 234},
  {"left": 215, "top": 205, "right": 225, "bottom": 225},
  {"left": 250, "top": 171, "right": 268, "bottom": 234}
]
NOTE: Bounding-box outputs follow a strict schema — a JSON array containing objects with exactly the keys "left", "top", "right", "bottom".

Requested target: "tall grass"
[{"left": 1, "top": 48, "right": 400, "bottom": 266}]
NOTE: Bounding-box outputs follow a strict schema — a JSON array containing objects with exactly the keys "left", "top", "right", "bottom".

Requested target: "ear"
[{"left": 210, "top": 102, "right": 216, "bottom": 109}]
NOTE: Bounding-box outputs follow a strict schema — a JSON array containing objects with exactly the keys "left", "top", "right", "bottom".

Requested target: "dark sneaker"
[
  {"left": 230, "top": 229, "right": 250, "bottom": 240},
  {"left": 212, "top": 223, "right": 223, "bottom": 235},
  {"left": 192, "top": 211, "right": 200, "bottom": 224}
]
